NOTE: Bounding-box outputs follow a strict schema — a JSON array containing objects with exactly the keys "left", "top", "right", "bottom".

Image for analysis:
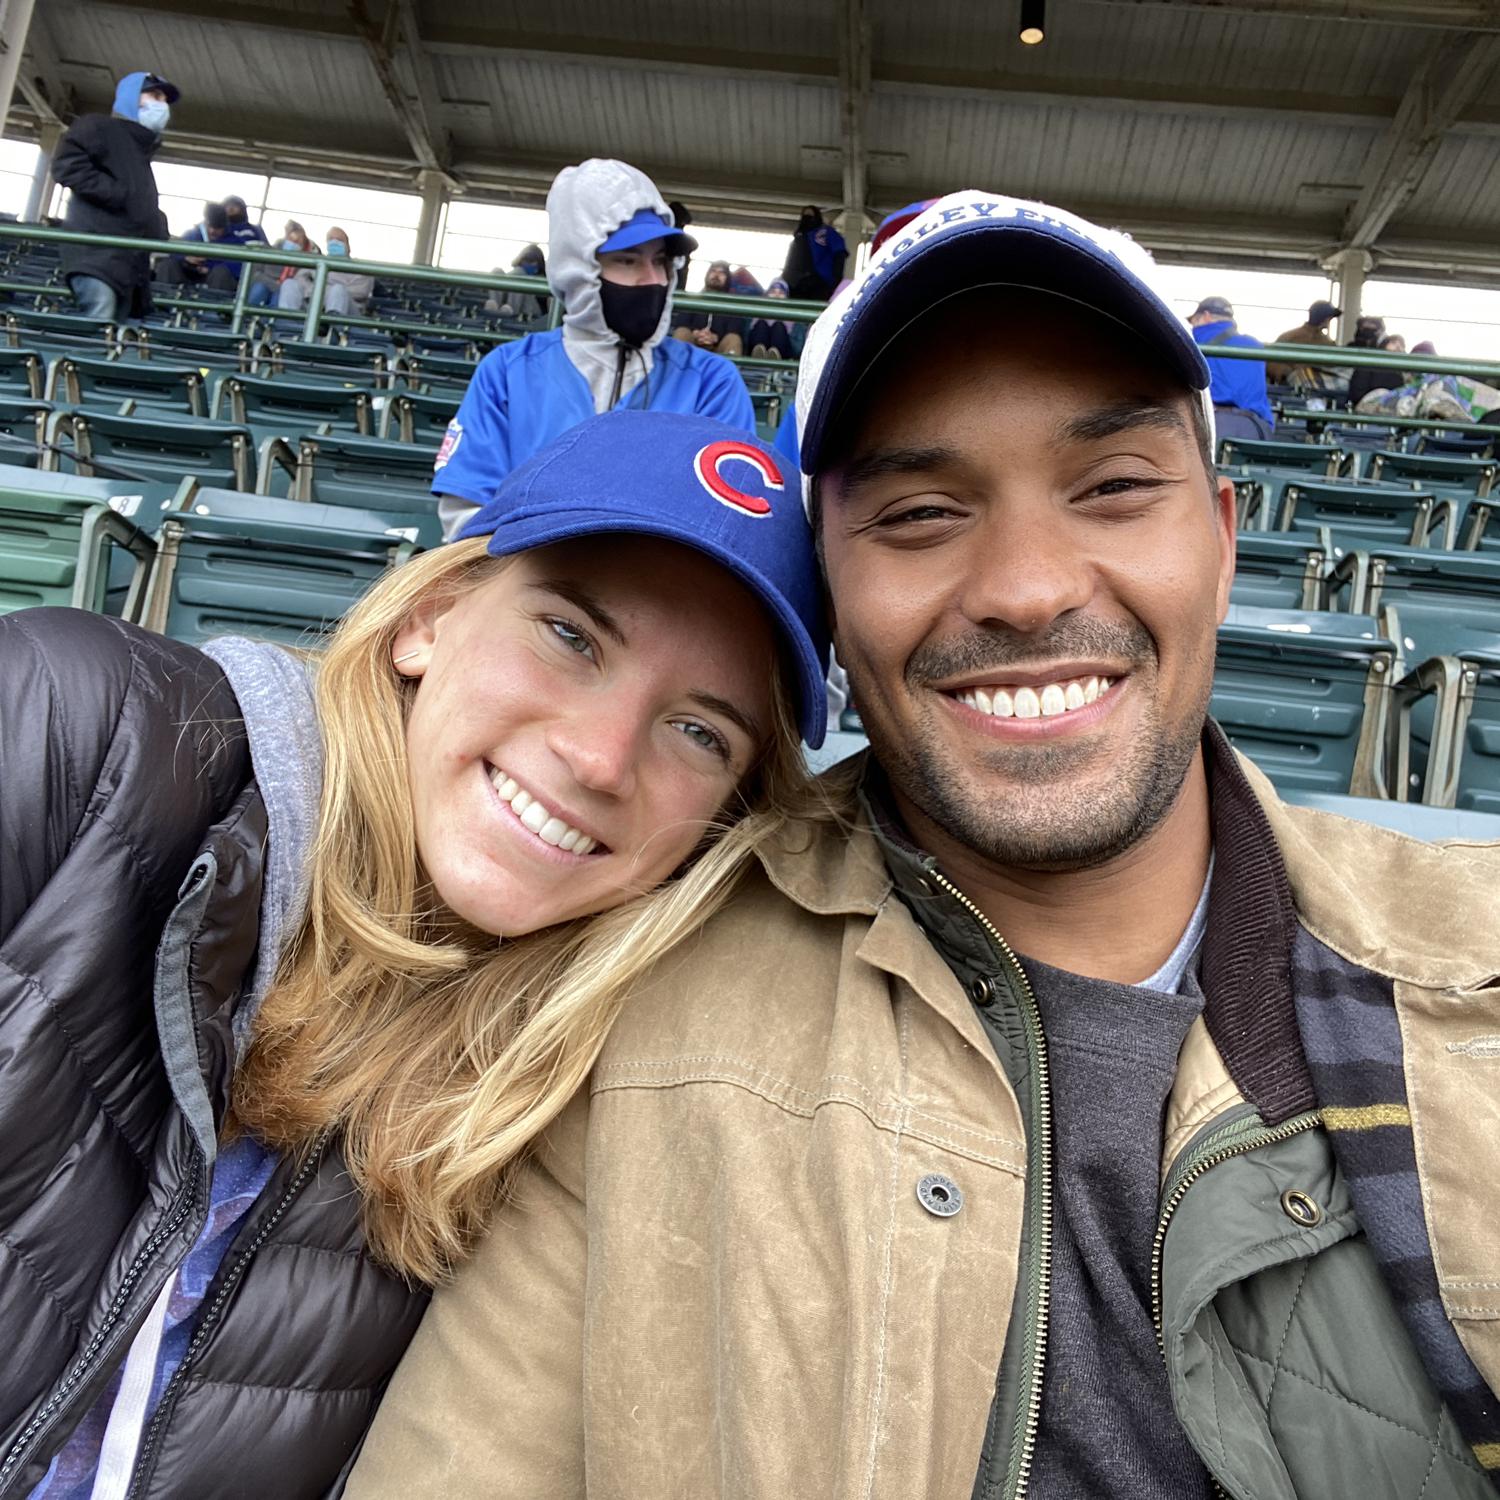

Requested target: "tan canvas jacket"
[{"left": 346, "top": 754, "right": 1500, "bottom": 1499}]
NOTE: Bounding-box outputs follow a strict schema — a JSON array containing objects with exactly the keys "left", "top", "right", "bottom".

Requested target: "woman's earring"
[{"left": 393, "top": 650, "right": 421, "bottom": 666}]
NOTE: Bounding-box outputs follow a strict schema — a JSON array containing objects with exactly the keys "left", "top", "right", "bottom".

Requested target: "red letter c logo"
[{"left": 693, "top": 441, "right": 782, "bottom": 518}]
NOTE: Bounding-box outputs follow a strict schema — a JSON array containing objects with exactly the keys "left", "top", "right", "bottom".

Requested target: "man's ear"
[{"left": 1212, "top": 474, "right": 1238, "bottom": 625}]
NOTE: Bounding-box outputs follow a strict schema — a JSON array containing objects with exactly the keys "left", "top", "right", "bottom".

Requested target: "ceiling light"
[{"left": 1020, "top": 0, "right": 1045, "bottom": 44}]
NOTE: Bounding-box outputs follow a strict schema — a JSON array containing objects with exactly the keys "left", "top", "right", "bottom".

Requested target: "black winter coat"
[
  {"left": 0, "top": 609, "right": 428, "bottom": 1498},
  {"left": 51, "top": 115, "right": 166, "bottom": 317}
]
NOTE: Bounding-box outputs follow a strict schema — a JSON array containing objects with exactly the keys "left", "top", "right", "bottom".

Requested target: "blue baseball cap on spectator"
[
  {"left": 455, "top": 410, "right": 830, "bottom": 746},
  {"left": 597, "top": 208, "right": 697, "bottom": 259},
  {"left": 796, "top": 191, "right": 1213, "bottom": 475}
]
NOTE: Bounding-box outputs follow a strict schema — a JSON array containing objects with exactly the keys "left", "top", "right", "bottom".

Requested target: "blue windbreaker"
[
  {"left": 1193, "top": 320, "right": 1273, "bottom": 423},
  {"left": 433, "top": 327, "right": 753, "bottom": 511}
]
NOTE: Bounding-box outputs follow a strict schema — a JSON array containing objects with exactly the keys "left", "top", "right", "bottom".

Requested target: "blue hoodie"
[
  {"left": 1193, "top": 319, "right": 1272, "bottom": 423},
  {"left": 111, "top": 71, "right": 153, "bottom": 121}
]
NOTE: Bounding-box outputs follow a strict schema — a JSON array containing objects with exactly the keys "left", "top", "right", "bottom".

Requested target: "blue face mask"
[
  {"left": 137, "top": 99, "right": 170, "bottom": 134},
  {"left": 280, "top": 239, "right": 299, "bottom": 251},
  {"left": 327, "top": 241, "right": 348, "bottom": 257}
]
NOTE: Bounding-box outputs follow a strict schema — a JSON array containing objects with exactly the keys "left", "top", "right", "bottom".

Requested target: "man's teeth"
[
  {"left": 956, "top": 675, "right": 1111, "bottom": 720},
  {"left": 488, "top": 768, "right": 599, "bottom": 853}
]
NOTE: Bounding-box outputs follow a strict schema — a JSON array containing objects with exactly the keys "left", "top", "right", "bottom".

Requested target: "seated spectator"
[
  {"left": 1189, "top": 295, "right": 1273, "bottom": 440},
  {"left": 1348, "top": 333, "right": 1407, "bottom": 410},
  {"left": 484, "top": 244, "right": 548, "bottom": 321},
  {"left": 158, "top": 201, "right": 238, "bottom": 292},
  {"left": 433, "top": 157, "right": 755, "bottom": 540},
  {"left": 1348, "top": 315, "right": 1385, "bottom": 349},
  {"left": 277, "top": 226, "right": 373, "bottom": 318},
  {"left": 672, "top": 260, "right": 746, "bottom": 357},
  {"left": 1266, "top": 298, "right": 1341, "bottom": 384},
  {"left": 728, "top": 265, "right": 764, "bottom": 298},
  {"left": 748, "top": 278, "right": 804, "bottom": 360},
  {"left": 781, "top": 205, "right": 846, "bottom": 301},
  {"left": 222, "top": 196, "right": 268, "bottom": 255},
  {"left": 247, "top": 219, "right": 307, "bottom": 308}
]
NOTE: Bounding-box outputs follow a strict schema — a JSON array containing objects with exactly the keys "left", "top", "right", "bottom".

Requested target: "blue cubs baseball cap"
[
  {"left": 597, "top": 208, "right": 697, "bottom": 259},
  {"left": 455, "top": 410, "right": 830, "bottom": 747},
  {"left": 796, "top": 190, "right": 1213, "bottom": 474}
]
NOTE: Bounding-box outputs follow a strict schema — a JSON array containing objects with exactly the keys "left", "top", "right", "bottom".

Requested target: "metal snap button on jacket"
[
  {"left": 1280, "top": 1188, "right": 1323, "bottom": 1227},
  {"left": 917, "top": 1173, "right": 963, "bottom": 1217},
  {"left": 970, "top": 976, "right": 993, "bottom": 1005}
]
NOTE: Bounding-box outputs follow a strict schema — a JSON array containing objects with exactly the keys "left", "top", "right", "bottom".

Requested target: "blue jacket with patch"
[
  {"left": 1193, "top": 319, "right": 1272, "bottom": 423},
  {"left": 432, "top": 328, "right": 754, "bottom": 510}
]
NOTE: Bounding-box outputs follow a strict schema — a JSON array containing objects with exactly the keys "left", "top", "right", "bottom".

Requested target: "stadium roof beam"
[
  {"left": 14, "top": 4, "right": 70, "bottom": 126},
  {"left": 1084, "top": 0, "right": 1500, "bottom": 29},
  {"left": 346, "top": 0, "right": 452, "bottom": 178},
  {"left": 74, "top": 0, "right": 1500, "bottom": 137},
  {"left": 1343, "top": 30, "right": 1500, "bottom": 249}
]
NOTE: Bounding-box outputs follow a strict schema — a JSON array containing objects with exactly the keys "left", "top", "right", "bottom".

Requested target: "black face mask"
[{"left": 599, "top": 279, "right": 668, "bottom": 348}]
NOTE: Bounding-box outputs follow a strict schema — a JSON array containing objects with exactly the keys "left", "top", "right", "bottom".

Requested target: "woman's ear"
[{"left": 391, "top": 596, "right": 452, "bottom": 678}]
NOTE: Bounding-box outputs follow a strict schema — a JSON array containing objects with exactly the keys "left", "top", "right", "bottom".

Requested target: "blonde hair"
[{"left": 232, "top": 537, "right": 833, "bottom": 1283}]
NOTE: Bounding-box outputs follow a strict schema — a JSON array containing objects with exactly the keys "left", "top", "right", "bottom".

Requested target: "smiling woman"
[{"left": 0, "top": 410, "right": 830, "bottom": 1500}]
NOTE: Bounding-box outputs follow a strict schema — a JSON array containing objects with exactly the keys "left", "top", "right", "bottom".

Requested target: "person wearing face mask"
[
  {"left": 781, "top": 204, "right": 847, "bottom": 302},
  {"left": 432, "top": 158, "right": 755, "bottom": 540},
  {"left": 276, "top": 226, "right": 374, "bottom": 319},
  {"left": 50, "top": 70, "right": 178, "bottom": 323},
  {"left": 484, "top": 244, "right": 548, "bottom": 321}
]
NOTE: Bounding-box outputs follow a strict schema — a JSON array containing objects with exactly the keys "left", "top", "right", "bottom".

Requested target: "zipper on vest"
[
  {"left": 927, "top": 870, "right": 1053, "bottom": 1500},
  {"left": 1149, "top": 1110, "right": 1321, "bottom": 1500},
  {"left": 123, "top": 1130, "right": 333, "bottom": 1499},
  {"left": 0, "top": 1152, "right": 204, "bottom": 1494}
]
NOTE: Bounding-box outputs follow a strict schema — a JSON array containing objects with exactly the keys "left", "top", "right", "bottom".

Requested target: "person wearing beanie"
[
  {"left": 432, "top": 158, "right": 755, "bottom": 540},
  {"left": 50, "top": 70, "right": 178, "bottom": 322}
]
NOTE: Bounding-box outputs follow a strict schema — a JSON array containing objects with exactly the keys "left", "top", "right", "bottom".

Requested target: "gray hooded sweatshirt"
[{"left": 548, "top": 157, "right": 683, "bottom": 412}]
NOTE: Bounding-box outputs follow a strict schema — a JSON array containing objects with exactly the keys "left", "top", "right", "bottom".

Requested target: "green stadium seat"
[
  {"left": 1450, "top": 642, "right": 1500, "bottom": 814},
  {"left": 139, "top": 485, "right": 421, "bottom": 646},
  {"left": 1218, "top": 437, "right": 1347, "bottom": 477},
  {"left": 382, "top": 390, "right": 458, "bottom": 442},
  {"left": 51, "top": 409, "right": 255, "bottom": 490},
  {"left": 1211, "top": 604, "right": 1397, "bottom": 797},
  {"left": 0, "top": 348, "right": 43, "bottom": 399},
  {"left": 1231, "top": 531, "right": 1332, "bottom": 611},
  {"left": 1366, "top": 448, "right": 1497, "bottom": 499},
  {"left": 215, "top": 374, "right": 373, "bottom": 438},
  {"left": 1332, "top": 545, "right": 1500, "bottom": 665},
  {"left": 0, "top": 397, "right": 50, "bottom": 467},
  {"left": 50, "top": 354, "right": 209, "bottom": 418},
  {"left": 1277, "top": 478, "right": 1458, "bottom": 551},
  {"left": 6, "top": 309, "right": 118, "bottom": 362},
  {"left": 397, "top": 350, "right": 477, "bottom": 395},
  {"left": 138, "top": 324, "right": 256, "bottom": 371},
  {"left": 265, "top": 339, "right": 391, "bottom": 388},
  {"left": 0, "top": 464, "right": 155, "bottom": 617},
  {"left": 257, "top": 433, "right": 442, "bottom": 546}
]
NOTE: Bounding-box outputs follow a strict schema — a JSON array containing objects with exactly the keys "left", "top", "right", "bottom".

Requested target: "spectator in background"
[
  {"left": 1348, "top": 315, "right": 1386, "bottom": 349},
  {"left": 278, "top": 226, "right": 373, "bottom": 318},
  {"left": 672, "top": 260, "right": 746, "bottom": 357},
  {"left": 485, "top": 244, "right": 548, "bottom": 321},
  {"left": 158, "top": 201, "right": 239, "bottom": 292},
  {"left": 1189, "top": 294, "right": 1273, "bottom": 440},
  {"left": 223, "top": 196, "right": 267, "bottom": 252},
  {"left": 781, "top": 205, "right": 847, "bottom": 301},
  {"left": 728, "top": 265, "right": 764, "bottom": 298},
  {"left": 748, "top": 278, "right": 804, "bottom": 360},
  {"left": 432, "top": 158, "right": 754, "bottom": 539},
  {"left": 247, "top": 219, "right": 309, "bottom": 308},
  {"left": 1412, "top": 339, "right": 1436, "bottom": 356},
  {"left": 1347, "top": 332, "right": 1407, "bottom": 411},
  {"left": 52, "top": 70, "right": 177, "bottom": 322},
  {"left": 668, "top": 200, "right": 694, "bottom": 290},
  {"left": 1266, "top": 298, "right": 1340, "bottom": 384}
]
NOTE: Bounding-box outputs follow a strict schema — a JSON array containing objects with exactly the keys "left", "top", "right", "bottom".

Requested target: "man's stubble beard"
[{"left": 845, "top": 631, "right": 1214, "bottom": 874}]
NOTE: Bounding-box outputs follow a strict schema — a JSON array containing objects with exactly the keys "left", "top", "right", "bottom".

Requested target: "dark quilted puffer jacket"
[{"left": 0, "top": 609, "right": 429, "bottom": 1499}]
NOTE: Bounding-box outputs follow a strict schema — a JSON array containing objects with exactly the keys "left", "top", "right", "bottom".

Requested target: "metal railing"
[{"left": 0, "top": 222, "right": 827, "bottom": 348}]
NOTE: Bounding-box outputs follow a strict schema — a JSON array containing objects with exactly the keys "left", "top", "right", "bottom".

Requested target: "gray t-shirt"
[{"left": 1019, "top": 875, "right": 1217, "bottom": 1499}]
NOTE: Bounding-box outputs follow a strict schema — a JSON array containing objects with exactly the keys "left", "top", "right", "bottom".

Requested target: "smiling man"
[{"left": 348, "top": 196, "right": 1500, "bottom": 1500}]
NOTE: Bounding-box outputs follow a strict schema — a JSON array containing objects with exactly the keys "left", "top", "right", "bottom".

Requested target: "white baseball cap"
[{"left": 795, "top": 191, "right": 1215, "bottom": 482}]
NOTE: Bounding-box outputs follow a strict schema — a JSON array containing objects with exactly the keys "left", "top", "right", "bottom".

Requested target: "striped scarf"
[{"left": 1291, "top": 927, "right": 1500, "bottom": 1487}]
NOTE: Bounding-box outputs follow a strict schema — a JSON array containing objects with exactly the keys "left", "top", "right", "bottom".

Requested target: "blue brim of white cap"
[
  {"left": 800, "top": 200, "right": 1211, "bottom": 472},
  {"left": 475, "top": 509, "right": 828, "bottom": 749},
  {"left": 597, "top": 216, "right": 697, "bottom": 259}
]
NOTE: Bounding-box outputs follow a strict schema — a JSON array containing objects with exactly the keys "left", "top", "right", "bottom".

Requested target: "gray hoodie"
[{"left": 547, "top": 158, "right": 683, "bottom": 412}]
